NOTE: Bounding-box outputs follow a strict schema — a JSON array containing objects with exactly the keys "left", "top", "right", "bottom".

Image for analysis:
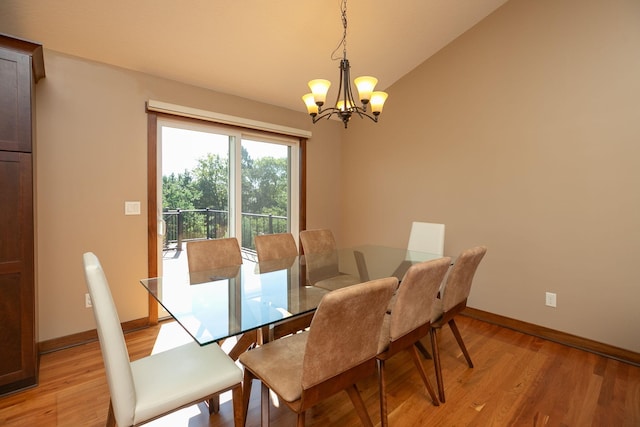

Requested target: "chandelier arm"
[
  {"left": 312, "top": 105, "right": 378, "bottom": 123},
  {"left": 350, "top": 107, "right": 379, "bottom": 122},
  {"left": 311, "top": 108, "right": 340, "bottom": 123}
]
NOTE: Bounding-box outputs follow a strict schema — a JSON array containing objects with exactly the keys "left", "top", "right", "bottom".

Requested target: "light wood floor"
[{"left": 1, "top": 315, "right": 638, "bottom": 426}]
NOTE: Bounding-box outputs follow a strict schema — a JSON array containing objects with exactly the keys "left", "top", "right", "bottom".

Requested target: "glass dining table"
[{"left": 139, "top": 244, "right": 444, "bottom": 346}]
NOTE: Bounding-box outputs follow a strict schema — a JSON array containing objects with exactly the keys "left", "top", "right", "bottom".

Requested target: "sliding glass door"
[{"left": 153, "top": 117, "right": 299, "bottom": 315}]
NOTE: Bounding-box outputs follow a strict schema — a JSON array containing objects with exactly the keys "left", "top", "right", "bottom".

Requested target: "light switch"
[{"left": 124, "top": 201, "right": 141, "bottom": 215}]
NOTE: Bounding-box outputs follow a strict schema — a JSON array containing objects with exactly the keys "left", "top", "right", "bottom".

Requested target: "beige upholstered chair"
[
  {"left": 254, "top": 232, "right": 317, "bottom": 340},
  {"left": 239, "top": 277, "right": 398, "bottom": 427},
  {"left": 429, "top": 245, "right": 487, "bottom": 402},
  {"left": 82, "top": 252, "right": 243, "bottom": 427},
  {"left": 186, "top": 237, "right": 242, "bottom": 272},
  {"left": 376, "top": 257, "right": 451, "bottom": 426},
  {"left": 299, "top": 228, "right": 361, "bottom": 291},
  {"left": 298, "top": 228, "right": 336, "bottom": 254},
  {"left": 254, "top": 232, "right": 298, "bottom": 262}
]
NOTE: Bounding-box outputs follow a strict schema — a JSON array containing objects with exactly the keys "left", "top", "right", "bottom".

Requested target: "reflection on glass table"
[
  {"left": 141, "top": 259, "right": 327, "bottom": 346},
  {"left": 303, "top": 244, "right": 445, "bottom": 287},
  {"left": 140, "top": 245, "right": 445, "bottom": 346}
]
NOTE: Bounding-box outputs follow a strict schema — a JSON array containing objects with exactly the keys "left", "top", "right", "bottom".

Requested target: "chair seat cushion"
[
  {"left": 239, "top": 332, "right": 308, "bottom": 404},
  {"left": 131, "top": 341, "right": 242, "bottom": 424}
]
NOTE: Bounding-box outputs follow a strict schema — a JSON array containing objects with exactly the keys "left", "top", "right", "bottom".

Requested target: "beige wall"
[
  {"left": 341, "top": 0, "right": 640, "bottom": 352},
  {"left": 34, "top": 50, "right": 343, "bottom": 341},
  {"left": 28, "top": 0, "right": 640, "bottom": 353}
]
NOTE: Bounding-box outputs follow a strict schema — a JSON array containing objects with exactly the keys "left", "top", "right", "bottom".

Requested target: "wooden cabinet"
[{"left": 0, "top": 34, "right": 45, "bottom": 396}]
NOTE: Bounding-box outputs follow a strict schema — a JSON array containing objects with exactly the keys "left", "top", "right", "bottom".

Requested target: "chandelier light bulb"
[
  {"left": 370, "top": 91, "right": 388, "bottom": 115},
  {"left": 336, "top": 99, "right": 354, "bottom": 111},
  {"left": 354, "top": 76, "right": 378, "bottom": 104},
  {"left": 308, "top": 79, "right": 331, "bottom": 106},
  {"left": 302, "top": 93, "right": 319, "bottom": 116}
]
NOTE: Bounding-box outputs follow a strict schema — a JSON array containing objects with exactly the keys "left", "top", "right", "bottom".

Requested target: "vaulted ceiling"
[{"left": 0, "top": 0, "right": 508, "bottom": 113}]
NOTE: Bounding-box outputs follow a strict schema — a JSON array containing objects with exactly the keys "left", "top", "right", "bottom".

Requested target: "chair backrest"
[
  {"left": 301, "top": 277, "right": 398, "bottom": 389},
  {"left": 82, "top": 252, "right": 136, "bottom": 427},
  {"left": 186, "top": 237, "right": 242, "bottom": 272},
  {"left": 440, "top": 246, "right": 487, "bottom": 313},
  {"left": 407, "top": 222, "right": 445, "bottom": 256},
  {"left": 300, "top": 229, "right": 340, "bottom": 284},
  {"left": 299, "top": 229, "right": 336, "bottom": 254},
  {"left": 389, "top": 257, "right": 451, "bottom": 341},
  {"left": 254, "top": 232, "right": 298, "bottom": 262}
]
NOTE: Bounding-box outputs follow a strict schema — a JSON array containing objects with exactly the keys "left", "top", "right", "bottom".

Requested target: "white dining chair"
[
  {"left": 82, "top": 252, "right": 244, "bottom": 427},
  {"left": 407, "top": 221, "right": 445, "bottom": 257}
]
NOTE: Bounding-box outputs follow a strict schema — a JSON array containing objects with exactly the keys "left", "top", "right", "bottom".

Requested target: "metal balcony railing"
[{"left": 162, "top": 209, "right": 288, "bottom": 251}]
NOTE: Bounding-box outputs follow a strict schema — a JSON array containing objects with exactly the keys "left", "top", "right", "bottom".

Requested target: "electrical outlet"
[
  {"left": 545, "top": 292, "right": 556, "bottom": 308},
  {"left": 85, "top": 293, "right": 92, "bottom": 308}
]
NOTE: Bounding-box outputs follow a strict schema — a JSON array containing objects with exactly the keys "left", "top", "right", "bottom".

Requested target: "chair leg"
[
  {"left": 415, "top": 340, "right": 432, "bottom": 359},
  {"left": 106, "top": 400, "right": 116, "bottom": 427},
  {"left": 377, "top": 359, "right": 389, "bottom": 427},
  {"left": 261, "top": 382, "right": 270, "bottom": 426},
  {"left": 448, "top": 318, "right": 473, "bottom": 368},
  {"left": 345, "top": 384, "right": 374, "bottom": 427},
  {"left": 231, "top": 384, "right": 245, "bottom": 427},
  {"left": 242, "top": 369, "right": 255, "bottom": 425},
  {"left": 208, "top": 395, "right": 220, "bottom": 414},
  {"left": 409, "top": 345, "right": 439, "bottom": 406},
  {"left": 296, "top": 411, "right": 306, "bottom": 427},
  {"left": 430, "top": 327, "right": 446, "bottom": 403}
]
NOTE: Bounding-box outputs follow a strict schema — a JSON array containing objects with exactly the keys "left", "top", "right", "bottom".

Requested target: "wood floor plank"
[{"left": 0, "top": 316, "right": 638, "bottom": 426}]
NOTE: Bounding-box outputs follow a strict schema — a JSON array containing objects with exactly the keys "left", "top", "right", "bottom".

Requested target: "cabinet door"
[
  {"left": 0, "top": 48, "right": 33, "bottom": 153},
  {"left": 0, "top": 151, "right": 36, "bottom": 393}
]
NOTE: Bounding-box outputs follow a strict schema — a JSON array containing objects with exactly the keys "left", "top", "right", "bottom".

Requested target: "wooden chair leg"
[
  {"left": 242, "top": 368, "right": 255, "bottom": 425},
  {"left": 231, "top": 384, "right": 245, "bottom": 427},
  {"left": 106, "top": 400, "right": 116, "bottom": 427},
  {"left": 296, "top": 412, "right": 306, "bottom": 427},
  {"left": 409, "top": 345, "right": 439, "bottom": 406},
  {"left": 208, "top": 395, "right": 220, "bottom": 414},
  {"left": 430, "top": 327, "right": 446, "bottom": 403},
  {"left": 377, "top": 359, "right": 389, "bottom": 427},
  {"left": 415, "top": 340, "right": 433, "bottom": 359},
  {"left": 448, "top": 318, "right": 473, "bottom": 368},
  {"left": 261, "top": 382, "right": 270, "bottom": 426},
  {"left": 345, "top": 384, "right": 374, "bottom": 427}
]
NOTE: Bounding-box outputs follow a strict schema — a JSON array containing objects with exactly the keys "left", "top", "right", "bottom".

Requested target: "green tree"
[
  {"left": 162, "top": 149, "right": 289, "bottom": 242},
  {"left": 193, "top": 153, "right": 229, "bottom": 210},
  {"left": 243, "top": 156, "right": 288, "bottom": 216},
  {"left": 162, "top": 171, "right": 200, "bottom": 210}
]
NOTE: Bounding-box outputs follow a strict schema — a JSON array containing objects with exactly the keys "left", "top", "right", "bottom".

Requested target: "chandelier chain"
[{"left": 331, "top": 0, "right": 349, "bottom": 61}]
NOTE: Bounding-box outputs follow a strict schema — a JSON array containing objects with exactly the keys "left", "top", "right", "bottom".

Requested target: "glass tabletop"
[{"left": 140, "top": 245, "right": 444, "bottom": 346}]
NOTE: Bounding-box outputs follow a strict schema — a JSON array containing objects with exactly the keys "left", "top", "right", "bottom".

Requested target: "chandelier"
[{"left": 302, "top": 0, "right": 388, "bottom": 128}]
